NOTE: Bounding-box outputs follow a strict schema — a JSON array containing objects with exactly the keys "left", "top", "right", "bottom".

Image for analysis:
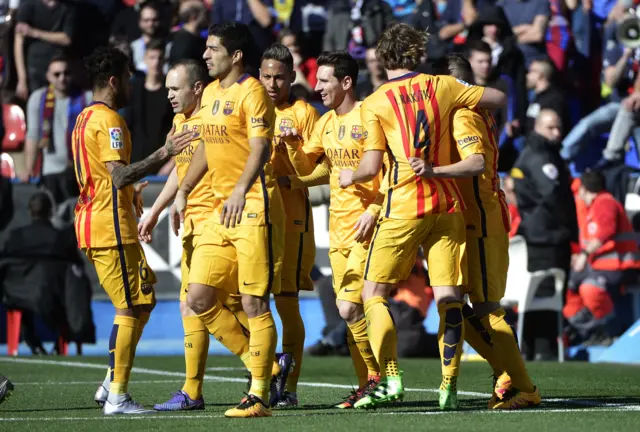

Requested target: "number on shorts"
[{"left": 139, "top": 259, "right": 149, "bottom": 281}]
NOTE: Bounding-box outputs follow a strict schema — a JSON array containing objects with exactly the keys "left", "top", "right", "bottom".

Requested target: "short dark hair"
[
  {"left": 466, "top": 40, "right": 492, "bottom": 58},
  {"left": 49, "top": 52, "right": 69, "bottom": 67},
  {"left": 317, "top": 51, "right": 358, "bottom": 85},
  {"left": 140, "top": 1, "right": 161, "bottom": 16},
  {"left": 170, "top": 59, "right": 209, "bottom": 86},
  {"left": 145, "top": 38, "right": 165, "bottom": 54},
  {"left": 261, "top": 43, "right": 294, "bottom": 71},
  {"left": 85, "top": 46, "right": 131, "bottom": 89},
  {"left": 208, "top": 21, "right": 253, "bottom": 64},
  {"left": 446, "top": 54, "right": 474, "bottom": 84},
  {"left": 581, "top": 171, "right": 606, "bottom": 194},
  {"left": 29, "top": 192, "right": 53, "bottom": 220}
]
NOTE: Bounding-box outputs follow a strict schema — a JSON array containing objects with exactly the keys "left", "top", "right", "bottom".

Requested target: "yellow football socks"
[
  {"left": 197, "top": 301, "right": 250, "bottom": 359},
  {"left": 348, "top": 318, "right": 380, "bottom": 381},
  {"left": 438, "top": 302, "right": 465, "bottom": 389},
  {"left": 275, "top": 295, "right": 305, "bottom": 392},
  {"left": 136, "top": 311, "right": 150, "bottom": 343},
  {"left": 488, "top": 308, "right": 534, "bottom": 393},
  {"left": 247, "top": 312, "right": 277, "bottom": 402},
  {"left": 109, "top": 315, "right": 138, "bottom": 395},
  {"left": 461, "top": 304, "right": 502, "bottom": 376},
  {"left": 181, "top": 315, "right": 209, "bottom": 400},
  {"left": 346, "top": 328, "right": 368, "bottom": 387},
  {"left": 364, "top": 296, "right": 399, "bottom": 379}
]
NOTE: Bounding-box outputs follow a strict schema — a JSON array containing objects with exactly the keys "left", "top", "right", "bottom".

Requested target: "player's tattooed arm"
[{"left": 107, "top": 126, "right": 194, "bottom": 189}]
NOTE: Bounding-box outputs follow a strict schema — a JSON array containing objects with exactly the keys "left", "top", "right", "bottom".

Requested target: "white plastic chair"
[{"left": 502, "top": 236, "right": 566, "bottom": 362}]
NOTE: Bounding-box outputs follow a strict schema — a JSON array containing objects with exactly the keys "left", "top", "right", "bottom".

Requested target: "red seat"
[
  {"left": 1, "top": 153, "right": 15, "bottom": 178},
  {"left": 2, "top": 104, "right": 26, "bottom": 152},
  {"left": 6, "top": 310, "right": 70, "bottom": 356}
]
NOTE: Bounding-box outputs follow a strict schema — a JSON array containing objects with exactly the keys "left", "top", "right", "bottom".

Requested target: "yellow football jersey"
[
  {"left": 452, "top": 108, "right": 510, "bottom": 238},
  {"left": 303, "top": 102, "right": 382, "bottom": 249},
  {"left": 72, "top": 102, "right": 137, "bottom": 248},
  {"left": 173, "top": 111, "right": 216, "bottom": 237},
  {"left": 362, "top": 72, "right": 485, "bottom": 219},
  {"left": 271, "top": 98, "right": 319, "bottom": 232},
  {"left": 199, "top": 74, "right": 282, "bottom": 226}
]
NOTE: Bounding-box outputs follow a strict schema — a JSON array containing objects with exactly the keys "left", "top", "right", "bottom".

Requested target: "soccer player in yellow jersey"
[
  {"left": 259, "top": 43, "right": 320, "bottom": 408},
  {"left": 175, "top": 22, "right": 285, "bottom": 418},
  {"left": 414, "top": 54, "right": 540, "bottom": 410},
  {"left": 73, "top": 47, "right": 193, "bottom": 415},
  {"left": 135, "top": 59, "right": 257, "bottom": 411},
  {"left": 279, "top": 51, "right": 383, "bottom": 408},
  {"left": 340, "top": 23, "right": 507, "bottom": 410}
]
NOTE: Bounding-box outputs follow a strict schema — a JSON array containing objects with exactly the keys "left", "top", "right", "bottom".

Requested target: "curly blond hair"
[{"left": 375, "top": 23, "right": 428, "bottom": 71}]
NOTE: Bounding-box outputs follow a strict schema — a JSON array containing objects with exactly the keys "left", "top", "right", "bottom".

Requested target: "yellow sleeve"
[
  {"left": 97, "top": 113, "right": 130, "bottom": 163},
  {"left": 440, "top": 75, "right": 485, "bottom": 110},
  {"left": 361, "top": 97, "right": 386, "bottom": 152},
  {"left": 289, "top": 158, "right": 331, "bottom": 189},
  {"left": 244, "top": 87, "right": 276, "bottom": 140},
  {"left": 452, "top": 109, "right": 487, "bottom": 160},
  {"left": 288, "top": 115, "right": 325, "bottom": 176}
]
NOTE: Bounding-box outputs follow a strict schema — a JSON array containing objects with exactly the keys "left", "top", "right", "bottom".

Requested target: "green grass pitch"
[{"left": 1, "top": 356, "right": 639, "bottom": 431}]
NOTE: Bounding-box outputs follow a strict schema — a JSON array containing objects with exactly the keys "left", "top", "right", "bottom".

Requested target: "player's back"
[
  {"left": 72, "top": 102, "right": 137, "bottom": 248},
  {"left": 200, "top": 75, "right": 281, "bottom": 226},
  {"left": 307, "top": 104, "right": 382, "bottom": 249},
  {"left": 362, "top": 72, "right": 485, "bottom": 219},
  {"left": 451, "top": 107, "right": 510, "bottom": 238},
  {"left": 173, "top": 111, "right": 216, "bottom": 236}
]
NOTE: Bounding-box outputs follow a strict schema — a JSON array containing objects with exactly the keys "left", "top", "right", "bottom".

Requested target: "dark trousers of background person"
[
  {"left": 39, "top": 167, "right": 79, "bottom": 205},
  {"left": 523, "top": 243, "right": 572, "bottom": 361}
]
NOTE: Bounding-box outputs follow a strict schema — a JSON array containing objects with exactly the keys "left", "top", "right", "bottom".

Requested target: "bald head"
[{"left": 534, "top": 109, "right": 562, "bottom": 143}]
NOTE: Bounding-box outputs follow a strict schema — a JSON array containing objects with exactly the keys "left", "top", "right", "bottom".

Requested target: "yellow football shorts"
[
  {"left": 85, "top": 242, "right": 156, "bottom": 309},
  {"left": 181, "top": 233, "right": 241, "bottom": 304},
  {"left": 464, "top": 233, "right": 509, "bottom": 303},
  {"left": 364, "top": 212, "right": 467, "bottom": 287},
  {"left": 188, "top": 221, "right": 284, "bottom": 297},
  {"left": 329, "top": 242, "right": 369, "bottom": 305},
  {"left": 280, "top": 229, "right": 316, "bottom": 295}
]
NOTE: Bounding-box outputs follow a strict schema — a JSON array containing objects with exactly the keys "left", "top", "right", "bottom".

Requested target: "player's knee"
[
  {"left": 186, "top": 284, "right": 216, "bottom": 314},
  {"left": 471, "top": 301, "right": 501, "bottom": 318},
  {"left": 179, "top": 300, "right": 197, "bottom": 317},
  {"left": 241, "top": 294, "right": 270, "bottom": 318},
  {"left": 337, "top": 300, "right": 364, "bottom": 324}
]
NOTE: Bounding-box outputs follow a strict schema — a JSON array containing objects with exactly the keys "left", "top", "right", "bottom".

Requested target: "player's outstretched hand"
[
  {"left": 409, "top": 157, "right": 434, "bottom": 178},
  {"left": 169, "top": 203, "right": 180, "bottom": 237},
  {"left": 279, "top": 127, "right": 302, "bottom": 147},
  {"left": 138, "top": 212, "right": 158, "bottom": 243},
  {"left": 164, "top": 124, "right": 197, "bottom": 156},
  {"left": 339, "top": 169, "right": 354, "bottom": 188},
  {"left": 354, "top": 211, "right": 376, "bottom": 243},
  {"left": 175, "top": 190, "right": 187, "bottom": 224},
  {"left": 221, "top": 188, "right": 245, "bottom": 228},
  {"left": 133, "top": 181, "right": 148, "bottom": 218}
]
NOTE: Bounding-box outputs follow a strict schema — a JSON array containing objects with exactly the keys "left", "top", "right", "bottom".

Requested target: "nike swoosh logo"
[
  {"left": 243, "top": 281, "right": 257, "bottom": 286},
  {"left": 343, "top": 289, "right": 359, "bottom": 293},
  {"left": 325, "top": 130, "right": 332, "bottom": 135},
  {"left": 201, "top": 105, "right": 208, "bottom": 109}
]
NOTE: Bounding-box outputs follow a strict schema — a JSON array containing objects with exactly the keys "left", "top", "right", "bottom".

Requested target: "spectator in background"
[
  {"left": 280, "top": 29, "right": 318, "bottom": 93},
  {"left": 127, "top": 39, "right": 173, "bottom": 171},
  {"left": 384, "top": 0, "right": 417, "bottom": 24},
  {"left": 168, "top": 0, "right": 207, "bottom": 66},
  {"left": 525, "top": 59, "right": 569, "bottom": 135},
  {"left": 564, "top": 171, "right": 640, "bottom": 345},
  {"left": 130, "top": 1, "right": 171, "bottom": 74},
  {"left": 356, "top": 47, "right": 386, "bottom": 100},
  {"left": 19, "top": 55, "right": 91, "bottom": 204},
  {"left": 545, "top": 0, "right": 574, "bottom": 74},
  {"left": 502, "top": 175, "right": 521, "bottom": 237},
  {"left": 1, "top": 192, "right": 81, "bottom": 355},
  {"left": 211, "top": 0, "right": 274, "bottom": 55},
  {"left": 561, "top": 9, "right": 640, "bottom": 163},
  {"left": 411, "top": 0, "right": 448, "bottom": 67},
  {"left": 322, "top": 0, "right": 394, "bottom": 60},
  {"left": 111, "top": 0, "right": 174, "bottom": 43},
  {"left": 14, "top": 0, "right": 76, "bottom": 100},
  {"left": 438, "top": 0, "right": 481, "bottom": 51},
  {"left": 499, "top": 0, "right": 550, "bottom": 66},
  {"left": 511, "top": 109, "right": 578, "bottom": 360}
]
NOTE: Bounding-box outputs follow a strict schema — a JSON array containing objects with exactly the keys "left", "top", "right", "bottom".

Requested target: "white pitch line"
[
  {"left": 205, "top": 367, "right": 247, "bottom": 371},
  {"left": 14, "top": 380, "right": 182, "bottom": 386}
]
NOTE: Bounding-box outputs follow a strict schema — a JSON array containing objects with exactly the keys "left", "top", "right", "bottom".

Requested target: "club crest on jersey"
[
  {"left": 280, "top": 118, "right": 294, "bottom": 132},
  {"left": 223, "top": 101, "right": 234, "bottom": 115},
  {"left": 338, "top": 125, "right": 345, "bottom": 140},
  {"left": 212, "top": 100, "right": 220, "bottom": 115},
  {"left": 351, "top": 125, "right": 363, "bottom": 139},
  {"left": 109, "top": 127, "right": 123, "bottom": 150}
]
